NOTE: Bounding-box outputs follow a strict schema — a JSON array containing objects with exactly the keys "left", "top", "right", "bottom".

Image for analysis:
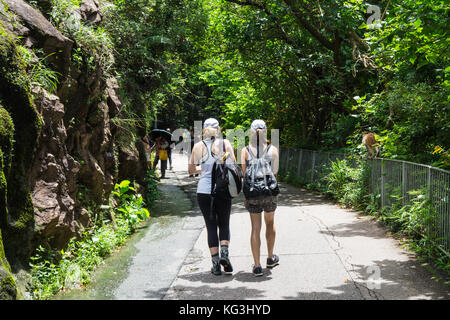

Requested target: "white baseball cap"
[
  {"left": 251, "top": 119, "right": 266, "bottom": 131},
  {"left": 203, "top": 118, "right": 219, "bottom": 129}
]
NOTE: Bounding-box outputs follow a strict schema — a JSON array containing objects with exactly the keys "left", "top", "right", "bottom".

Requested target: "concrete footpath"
[{"left": 163, "top": 153, "right": 449, "bottom": 300}]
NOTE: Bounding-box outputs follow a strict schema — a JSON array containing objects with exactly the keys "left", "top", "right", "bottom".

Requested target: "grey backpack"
[{"left": 243, "top": 145, "right": 279, "bottom": 199}]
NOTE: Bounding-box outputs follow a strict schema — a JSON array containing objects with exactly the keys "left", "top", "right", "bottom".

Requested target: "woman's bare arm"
[
  {"left": 241, "top": 147, "right": 248, "bottom": 177},
  {"left": 271, "top": 146, "right": 279, "bottom": 178},
  {"left": 188, "top": 142, "right": 202, "bottom": 175},
  {"left": 225, "top": 139, "right": 236, "bottom": 162}
]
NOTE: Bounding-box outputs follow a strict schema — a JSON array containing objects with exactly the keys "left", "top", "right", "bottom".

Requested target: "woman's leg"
[
  {"left": 264, "top": 211, "right": 276, "bottom": 259},
  {"left": 249, "top": 213, "right": 262, "bottom": 266},
  {"left": 215, "top": 197, "right": 233, "bottom": 273},
  {"left": 160, "top": 160, "right": 167, "bottom": 178},
  {"left": 216, "top": 196, "right": 231, "bottom": 245},
  {"left": 197, "top": 194, "right": 219, "bottom": 256}
]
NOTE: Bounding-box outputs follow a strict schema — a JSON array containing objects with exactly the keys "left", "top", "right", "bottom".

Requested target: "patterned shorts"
[{"left": 244, "top": 196, "right": 278, "bottom": 214}]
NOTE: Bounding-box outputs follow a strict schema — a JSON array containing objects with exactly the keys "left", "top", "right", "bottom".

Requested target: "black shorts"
[{"left": 244, "top": 196, "right": 278, "bottom": 214}]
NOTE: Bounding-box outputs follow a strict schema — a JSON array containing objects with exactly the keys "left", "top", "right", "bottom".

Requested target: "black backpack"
[
  {"left": 208, "top": 139, "right": 243, "bottom": 199},
  {"left": 243, "top": 144, "right": 279, "bottom": 199}
]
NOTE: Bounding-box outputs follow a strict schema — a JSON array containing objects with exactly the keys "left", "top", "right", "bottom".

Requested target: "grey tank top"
[{"left": 197, "top": 140, "right": 216, "bottom": 194}]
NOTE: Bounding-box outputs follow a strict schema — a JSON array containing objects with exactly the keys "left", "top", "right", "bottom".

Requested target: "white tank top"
[{"left": 197, "top": 140, "right": 216, "bottom": 194}]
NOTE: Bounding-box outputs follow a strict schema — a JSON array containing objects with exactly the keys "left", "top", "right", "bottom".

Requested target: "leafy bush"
[
  {"left": 349, "top": 81, "right": 450, "bottom": 166},
  {"left": 30, "top": 179, "right": 155, "bottom": 299},
  {"left": 144, "top": 169, "right": 160, "bottom": 207},
  {"left": 323, "top": 159, "right": 370, "bottom": 208},
  {"left": 112, "top": 180, "right": 150, "bottom": 229}
]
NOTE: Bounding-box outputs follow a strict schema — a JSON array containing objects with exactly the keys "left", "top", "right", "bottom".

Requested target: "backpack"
[
  {"left": 243, "top": 144, "right": 279, "bottom": 199},
  {"left": 208, "top": 139, "right": 243, "bottom": 199},
  {"left": 159, "top": 149, "right": 168, "bottom": 160}
]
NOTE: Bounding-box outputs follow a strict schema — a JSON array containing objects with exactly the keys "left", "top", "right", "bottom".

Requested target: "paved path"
[
  {"left": 113, "top": 154, "right": 205, "bottom": 299},
  {"left": 161, "top": 154, "right": 449, "bottom": 300}
]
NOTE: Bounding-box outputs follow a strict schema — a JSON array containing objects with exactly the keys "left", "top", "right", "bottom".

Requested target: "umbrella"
[{"left": 149, "top": 129, "right": 172, "bottom": 142}]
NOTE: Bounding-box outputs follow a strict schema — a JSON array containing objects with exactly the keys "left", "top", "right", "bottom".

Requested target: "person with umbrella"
[{"left": 149, "top": 129, "right": 172, "bottom": 178}]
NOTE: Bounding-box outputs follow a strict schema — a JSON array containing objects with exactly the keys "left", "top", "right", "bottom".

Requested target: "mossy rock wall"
[
  {"left": 0, "top": 229, "right": 17, "bottom": 299},
  {"left": 0, "top": 104, "right": 18, "bottom": 299},
  {"left": 0, "top": 21, "right": 41, "bottom": 271}
]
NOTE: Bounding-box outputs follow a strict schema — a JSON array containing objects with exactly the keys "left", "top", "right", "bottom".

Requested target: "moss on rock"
[
  {"left": 0, "top": 229, "right": 17, "bottom": 300},
  {"left": 0, "top": 18, "right": 41, "bottom": 270}
]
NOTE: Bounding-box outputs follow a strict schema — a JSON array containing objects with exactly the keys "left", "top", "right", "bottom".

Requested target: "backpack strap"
[
  {"left": 199, "top": 140, "right": 207, "bottom": 164},
  {"left": 246, "top": 145, "right": 256, "bottom": 159},
  {"left": 246, "top": 144, "right": 271, "bottom": 159},
  {"left": 201, "top": 139, "right": 214, "bottom": 164},
  {"left": 209, "top": 139, "right": 228, "bottom": 165}
]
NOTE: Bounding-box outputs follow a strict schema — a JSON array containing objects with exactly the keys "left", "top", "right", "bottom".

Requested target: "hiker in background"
[
  {"left": 166, "top": 128, "right": 174, "bottom": 170},
  {"left": 150, "top": 136, "right": 169, "bottom": 178},
  {"left": 188, "top": 118, "right": 236, "bottom": 276},
  {"left": 241, "top": 120, "right": 280, "bottom": 277}
]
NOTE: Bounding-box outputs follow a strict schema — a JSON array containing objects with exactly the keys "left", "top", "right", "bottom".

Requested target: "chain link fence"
[{"left": 279, "top": 147, "right": 450, "bottom": 255}]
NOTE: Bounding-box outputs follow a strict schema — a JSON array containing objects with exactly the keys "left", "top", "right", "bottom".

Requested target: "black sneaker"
[
  {"left": 211, "top": 258, "right": 222, "bottom": 276},
  {"left": 252, "top": 265, "right": 263, "bottom": 277},
  {"left": 266, "top": 254, "right": 280, "bottom": 268},
  {"left": 219, "top": 247, "right": 233, "bottom": 275}
]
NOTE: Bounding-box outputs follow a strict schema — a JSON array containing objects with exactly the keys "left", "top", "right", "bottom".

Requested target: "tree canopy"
[{"left": 100, "top": 0, "right": 449, "bottom": 167}]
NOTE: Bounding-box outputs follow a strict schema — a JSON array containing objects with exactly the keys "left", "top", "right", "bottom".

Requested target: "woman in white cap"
[
  {"left": 241, "top": 120, "right": 280, "bottom": 276},
  {"left": 188, "top": 118, "right": 237, "bottom": 276}
]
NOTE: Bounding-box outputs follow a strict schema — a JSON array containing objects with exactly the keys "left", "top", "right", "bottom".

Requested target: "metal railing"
[{"left": 279, "top": 147, "right": 450, "bottom": 255}]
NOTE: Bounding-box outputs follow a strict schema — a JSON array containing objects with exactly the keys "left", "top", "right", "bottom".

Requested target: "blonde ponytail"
[{"left": 202, "top": 126, "right": 219, "bottom": 139}]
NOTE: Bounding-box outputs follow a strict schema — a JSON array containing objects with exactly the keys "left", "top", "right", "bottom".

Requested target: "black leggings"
[{"left": 197, "top": 193, "right": 232, "bottom": 248}]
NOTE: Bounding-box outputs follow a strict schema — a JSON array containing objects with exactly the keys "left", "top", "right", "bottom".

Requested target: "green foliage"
[
  {"left": 30, "top": 179, "right": 156, "bottom": 299},
  {"left": 379, "top": 190, "right": 433, "bottom": 236},
  {"left": 49, "top": 0, "right": 114, "bottom": 75},
  {"left": 363, "top": 0, "right": 449, "bottom": 87},
  {"left": 350, "top": 81, "right": 450, "bottom": 165},
  {"left": 26, "top": 52, "right": 61, "bottom": 94},
  {"left": 112, "top": 180, "right": 150, "bottom": 229},
  {"left": 144, "top": 170, "right": 160, "bottom": 207},
  {"left": 432, "top": 146, "right": 450, "bottom": 169},
  {"left": 323, "top": 159, "right": 370, "bottom": 208},
  {"left": 102, "top": 0, "right": 210, "bottom": 132}
]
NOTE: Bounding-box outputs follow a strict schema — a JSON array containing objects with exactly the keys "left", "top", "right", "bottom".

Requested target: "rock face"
[
  {"left": 29, "top": 88, "right": 89, "bottom": 249},
  {"left": 79, "top": 0, "right": 103, "bottom": 24},
  {"left": 1, "top": 0, "right": 73, "bottom": 75},
  {"left": 29, "top": 76, "right": 123, "bottom": 249},
  {"left": 0, "top": 0, "right": 149, "bottom": 299},
  {"left": 0, "top": 8, "right": 41, "bottom": 289}
]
